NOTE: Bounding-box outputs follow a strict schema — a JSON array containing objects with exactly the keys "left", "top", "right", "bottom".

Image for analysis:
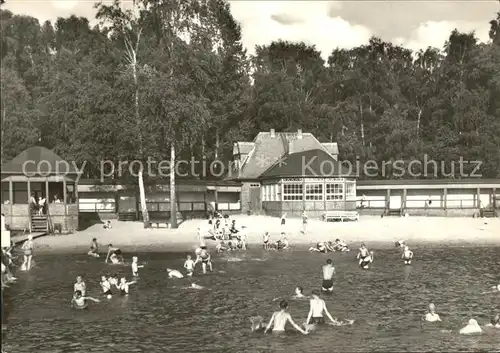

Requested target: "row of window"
[{"left": 261, "top": 182, "right": 356, "bottom": 201}]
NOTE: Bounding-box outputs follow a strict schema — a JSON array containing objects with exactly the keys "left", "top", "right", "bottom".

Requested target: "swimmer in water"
[
  {"left": 184, "top": 255, "right": 195, "bottom": 277},
  {"left": 485, "top": 314, "right": 500, "bottom": 328},
  {"left": 321, "top": 259, "right": 335, "bottom": 293},
  {"left": 402, "top": 246, "right": 413, "bottom": 265},
  {"left": 459, "top": 319, "right": 482, "bottom": 335},
  {"left": 293, "top": 286, "right": 306, "bottom": 299},
  {"left": 74, "top": 276, "right": 87, "bottom": 296},
  {"left": 88, "top": 238, "right": 99, "bottom": 257},
  {"left": 194, "top": 248, "right": 213, "bottom": 274},
  {"left": 305, "top": 290, "right": 337, "bottom": 326},
  {"left": 116, "top": 277, "right": 136, "bottom": 295},
  {"left": 423, "top": 303, "right": 441, "bottom": 322},
  {"left": 167, "top": 268, "right": 184, "bottom": 279},
  {"left": 357, "top": 243, "right": 373, "bottom": 269},
  {"left": 105, "top": 244, "right": 123, "bottom": 264},
  {"left": 71, "top": 290, "right": 100, "bottom": 309},
  {"left": 100, "top": 275, "right": 113, "bottom": 298},
  {"left": 131, "top": 256, "right": 144, "bottom": 276},
  {"left": 264, "top": 300, "right": 308, "bottom": 335}
]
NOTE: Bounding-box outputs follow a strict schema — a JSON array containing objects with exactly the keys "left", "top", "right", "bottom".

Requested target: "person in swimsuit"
[
  {"left": 108, "top": 274, "right": 119, "bottom": 287},
  {"left": 395, "top": 240, "right": 405, "bottom": 248},
  {"left": 195, "top": 249, "right": 213, "bottom": 274},
  {"left": 293, "top": 286, "right": 306, "bottom": 299},
  {"left": 21, "top": 235, "right": 34, "bottom": 271},
  {"left": 485, "top": 314, "right": 500, "bottom": 328},
  {"left": 309, "top": 242, "right": 327, "bottom": 253},
  {"left": 322, "top": 259, "right": 335, "bottom": 293},
  {"left": 105, "top": 244, "right": 123, "bottom": 264},
  {"left": 88, "top": 238, "right": 99, "bottom": 257},
  {"left": 250, "top": 315, "right": 265, "bottom": 332},
  {"left": 263, "top": 232, "right": 270, "bottom": 250},
  {"left": 357, "top": 243, "right": 373, "bottom": 269},
  {"left": 184, "top": 255, "right": 195, "bottom": 277},
  {"left": 116, "top": 277, "right": 136, "bottom": 295},
  {"left": 402, "top": 246, "right": 413, "bottom": 265},
  {"left": 281, "top": 236, "right": 290, "bottom": 250},
  {"left": 131, "top": 256, "right": 144, "bottom": 276},
  {"left": 264, "top": 300, "right": 308, "bottom": 335},
  {"left": 306, "top": 290, "right": 337, "bottom": 325},
  {"left": 281, "top": 213, "right": 286, "bottom": 228},
  {"left": 103, "top": 220, "right": 112, "bottom": 229},
  {"left": 167, "top": 268, "right": 184, "bottom": 279},
  {"left": 100, "top": 275, "right": 113, "bottom": 298},
  {"left": 301, "top": 212, "right": 308, "bottom": 235},
  {"left": 459, "top": 319, "right": 482, "bottom": 334},
  {"left": 74, "top": 276, "right": 87, "bottom": 296},
  {"left": 71, "top": 290, "right": 100, "bottom": 309},
  {"left": 423, "top": 303, "right": 441, "bottom": 322}
]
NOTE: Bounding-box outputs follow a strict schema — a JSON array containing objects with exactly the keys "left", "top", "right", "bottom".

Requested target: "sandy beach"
[{"left": 25, "top": 215, "right": 500, "bottom": 254}]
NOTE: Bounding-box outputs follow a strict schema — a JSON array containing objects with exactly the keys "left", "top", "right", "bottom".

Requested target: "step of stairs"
[
  {"left": 480, "top": 209, "right": 497, "bottom": 218},
  {"left": 118, "top": 213, "right": 137, "bottom": 221},
  {"left": 31, "top": 215, "right": 48, "bottom": 232}
]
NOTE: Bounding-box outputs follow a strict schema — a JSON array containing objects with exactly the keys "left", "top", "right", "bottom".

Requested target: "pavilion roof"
[{"left": 1, "top": 147, "right": 80, "bottom": 175}]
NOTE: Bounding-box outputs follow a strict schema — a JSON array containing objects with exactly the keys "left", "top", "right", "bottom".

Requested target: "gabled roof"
[
  {"left": 233, "top": 142, "right": 254, "bottom": 156},
  {"left": 322, "top": 143, "right": 339, "bottom": 156},
  {"left": 229, "top": 131, "right": 339, "bottom": 180},
  {"left": 260, "top": 149, "right": 352, "bottom": 179},
  {"left": 1, "top": 146, "right": 80, "bottom": 175}
]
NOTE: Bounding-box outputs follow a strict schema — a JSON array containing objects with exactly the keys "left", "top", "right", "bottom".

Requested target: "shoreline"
[{"left": 15, "top": 215, "right": 500, "bottom": 255}]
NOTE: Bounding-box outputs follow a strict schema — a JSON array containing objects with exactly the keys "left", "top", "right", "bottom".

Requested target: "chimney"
[
  {"left": 297, "top": 129, "right": 302, "bottom": 139},
  {"left": 270, "top": 129, "right": 275, "bottom": 138}
]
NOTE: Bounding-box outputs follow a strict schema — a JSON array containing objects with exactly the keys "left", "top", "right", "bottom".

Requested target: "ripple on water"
[{"left": 2, "top": 247, "right": 500, "bottom": 352}]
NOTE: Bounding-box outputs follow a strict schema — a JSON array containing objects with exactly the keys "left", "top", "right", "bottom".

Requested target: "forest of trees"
[{"left": 2, "top": 0, "right": 500, "bottom": 180}]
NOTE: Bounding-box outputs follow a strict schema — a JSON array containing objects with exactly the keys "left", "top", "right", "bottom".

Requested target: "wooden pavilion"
[{"left": 1, "top": 147, "right": 81, "bottom": 233}]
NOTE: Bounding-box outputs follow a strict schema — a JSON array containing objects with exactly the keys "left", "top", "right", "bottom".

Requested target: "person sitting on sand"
[
  {"left": 324, "top": 241, "right": 334, "bottom": 252},
  {"left": 74, "top": 276, "right": 87, "bottom": 296},
  {"left": 309, "top": 242, "right": 327, "bottom": 253},
  {"left": 216, "top": 240, "right": 227, "bottom": 253},
  {"left": 264, "top": 300, "right": 308, "bottom": 335},
  {"left": 194, "top": 248, "right": 213, "bottom": 274},
  {"left": 184, "top": 255, "right": 195, "bottom": 277},
  {"left": 229, "top": 220, "right": 239, "bottom": 235},
  {"left": 322, "top": 259, "right": 335, "bottom": 293},
  {"left": 282, "top": 236, "right": 290, "bottom": 250},
  {"left": 167, "top": 268, "right": 184, "bottom": 279},
  {"left": 402, "top": 246, "right": 414, "bottom": 265},
  {"left": 88, "top": 238, "right": 99, "bottom": 257},
  {"left": 71, "top": 290, "right": 100, "bottom": 309},
  {"left": 485, "top": 314, "right": 500, "bottom": 328},
  {"left": 459, "top": 319, "right": 482, "bottom": 335},
  {"left": 306, "top": 290, "right": 337, "bottom": 326},
  {"left": 105, "top": 244, "right": 123, "bottom": 264},
  {"left": 357, "top": 243, "right": 373, "bottom": 269},
  {"left": 103, "top": 220, "right": 112, "bottom": 229},
  {"left": 333, "top": 239, "right": 349, "bottom": 252},
  {"left": 423, "top": 303, "right": 441, "bottom": 322},
  {"left": 100, "top": 275, "right": 113, "bottom": 298},
  {"left": 116, "top": 277, "right": 136, "bottom": 295},
  {"left": 293, "top": 286, "right": 306, "bottom": 299}
]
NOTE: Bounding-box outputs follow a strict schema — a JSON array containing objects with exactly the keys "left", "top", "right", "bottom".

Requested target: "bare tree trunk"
[
  {"left": 416, "top": 109, "right": 422, "bottom": 137},
  {"left": 1, "top": 107, "right": 5, "bottom": 165},
  {"left": 170, "top": 142, "right": 178, "bottom": 228},
  {"left": 359, "top": 102, "right": 365, "bottom": 147},
  {"left": 214, "top": 130, "right": 219, "bottom": 212},
  {"left": 138, "top": 167, "right": 148, "bottom": 227}
]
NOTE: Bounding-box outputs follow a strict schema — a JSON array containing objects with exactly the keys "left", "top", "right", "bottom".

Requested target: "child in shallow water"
[
  {"left": 100, "top": 275, "right": 112, "bottom": 298},
  {"left": 71, "top": 290, "right": 100, "bottom": 309},
  {"left": 74, "top": 276, "right": 86, "bottom": 296},
  {"left": 116, "top": 277, "right": 136, "bottom": 295}
]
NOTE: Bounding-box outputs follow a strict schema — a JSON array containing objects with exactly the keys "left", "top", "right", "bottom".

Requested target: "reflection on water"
[{"left": 2, "top": 247, "right": 499, "bottom": 352}]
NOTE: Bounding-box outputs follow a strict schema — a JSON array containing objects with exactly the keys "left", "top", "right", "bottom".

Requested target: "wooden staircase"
[
  {"left": 118, "top": 213, "right": 137, "bottom": 221},
  {"left": 480, "top": 209, "right": 497, "bottom": 218},
  {"left": 386, "top": 208, "right": 402, "bottom": 217},
  {"left": 31, "top": 215, "right": 48, "bottom": 232}
]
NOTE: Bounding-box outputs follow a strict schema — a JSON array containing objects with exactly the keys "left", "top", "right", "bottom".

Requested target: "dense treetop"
[{"left": 1, "top": 0, "right": 499, "bottom": 179}]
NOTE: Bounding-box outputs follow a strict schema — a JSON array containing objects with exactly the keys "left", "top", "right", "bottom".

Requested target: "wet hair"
[
  {"left": 296, "top": 286, "right": 303, "bottom": 293},
  {"left": 335, "top": 239, "right": 340, "bottom": 242},
  {"left": 326, "top": 259, "right": 332, "bottom": 264},
  {"left": 108, "top": 243, "right": 113, "bottom": 247},
  {"left": 311, "top": 290, "right": 320, "bottom": 296},
  {"left": 92, "top": 238, "right": 97, "bottom": 241},
  {"left": 279, "top": 300, "right": 288, "bottom": 309},
  {"left": 74, "top": 290, "right": 82, "bottom": 296}
]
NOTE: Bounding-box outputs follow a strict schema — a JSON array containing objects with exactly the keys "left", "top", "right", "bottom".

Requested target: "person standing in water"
[
  {"left": 305, "top": 290, "right": 337, "bottom": 325},
  {"left": 321, "top": 259, "right": 335, "bottom": 293},
  {"left": 194, "top": 248, "right": 213, "bottom": 274},
  {"left": 71, "top": 290, "right": 100, "bottom": 309},
  {"left": 131, "top": 256, "right": 144, "bottom": 277},
  {"left": 264, "top": 300, "right": 308, "bottom": 335},
  {"left": 402, "top": 246, "right": 413, "bottom": 265},
  {"left": 21, "top": 234, "right": 34, "bottom": 271},
  {"left": 423, "top": 303, "right": 441, "bottom": 322},
  {"left": 357, "top": 243, "right": 373, "bottom": 269},
  {"left": 74, "top": 276, "right": 87, "bottom": 296},
  {"left": 88, "top": 238, "right": 99, "bottom": 257},
  {"left": 184, "top": 255, "right": 195, "bottom": 277}
]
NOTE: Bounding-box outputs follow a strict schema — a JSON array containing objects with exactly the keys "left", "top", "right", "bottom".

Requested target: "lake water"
[{"left": 2, "top": 246, "right": 499, "bottom": 353}]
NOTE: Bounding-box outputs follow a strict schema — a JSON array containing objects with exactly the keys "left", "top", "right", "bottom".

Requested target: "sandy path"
[{"left": 28, "top": 215, "right": 500, "bottom": 254}]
